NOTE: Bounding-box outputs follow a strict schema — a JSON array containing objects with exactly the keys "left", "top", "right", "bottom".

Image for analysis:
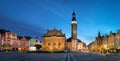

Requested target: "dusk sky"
[{"left": 0, "top": 0, "right": 120, "bottom": 45}]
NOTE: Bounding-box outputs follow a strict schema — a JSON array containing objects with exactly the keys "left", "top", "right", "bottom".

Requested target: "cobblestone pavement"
[
  {"left": 0, "top": 52, "right": 66, "bottom": 61},
  {"left": 0, "top": 51, "right": 120, "bottom": 61},
  {"left": 67, "top": 52, "right": 120, "bottom": 61}
]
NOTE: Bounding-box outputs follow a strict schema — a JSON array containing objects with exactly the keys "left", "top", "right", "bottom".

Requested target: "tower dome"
[{"left": 45, "top": 28, "right": 64, "bottom": 37}]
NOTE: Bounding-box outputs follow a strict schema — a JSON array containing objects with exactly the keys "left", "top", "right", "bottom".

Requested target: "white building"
[{"left": 28, "top": 38, "right": 36, "bottom": 51}]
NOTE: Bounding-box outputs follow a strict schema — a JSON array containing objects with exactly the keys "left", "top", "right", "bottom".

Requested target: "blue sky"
[{"left": 0, "top": 0, "right": 120, "bottom": 45}]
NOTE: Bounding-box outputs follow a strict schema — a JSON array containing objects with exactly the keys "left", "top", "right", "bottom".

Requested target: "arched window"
[
  {"left": 8, "top": 40, "right": 10, "bottom": 44},
  {"left": 53, "top": 43, "right": 56, "bottom": 45},
  {"left": 58, "top": 43, "right": 61, "bottom": 45}
]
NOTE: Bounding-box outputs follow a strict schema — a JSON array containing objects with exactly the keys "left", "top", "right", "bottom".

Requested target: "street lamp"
[{"left": 104, "top": 44, "right": 108, "bottom": 53}]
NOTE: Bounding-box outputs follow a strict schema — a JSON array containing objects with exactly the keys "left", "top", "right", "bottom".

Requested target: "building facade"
[
  {"left": 28, "top": 38, "right": 36, "bottom": 47},
  {"left": 18, "top": 36, "right": 29, "bottom": 51},
  {"left": 88, "top": 40, "right": 97, "bottom": 52},
  {"left": 28, "top": 38, "right": 36, "bottom": 51},
  {"left": 0, "top": 29, "right": 18, "bottom": 51},
  {"left": 0, "top": 29, "right": 42, "bottom": 52},
  {"left": 0, "top": 33, "right": 2, "bottom": 51},
  {"left": 88, "top": 30, "right": 120, "bottom": 53},
  {"left": 42, "top": 29, "right": 66, "bottom": 52},
  {"left": 115, "top": 30, "right": 120, "bottom": 50}
]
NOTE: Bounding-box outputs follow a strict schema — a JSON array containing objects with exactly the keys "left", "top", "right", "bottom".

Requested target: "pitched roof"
[
  {"left": 112, "top": 33, "right": 116, "bottom": 36},
  {"left": 17, "top": 36, "right": 23, "bottom": 40},
  {"left": 24, "top": 36, "right": 32, "bottom": 40},
  {"left": 77, "top": 39, "right": 82, "bottom": 42},
  {"left": 66, "top": 37, "right": 83, "bottom": 43},
  {"left": 44, "top": 28, "right": 65, "bottom": 37},
  {"left": 0, "top": 29, "right": 7, "bottom": 34},
  {"left": 66, "top": 37, "right": 72, "bottom": 42}
]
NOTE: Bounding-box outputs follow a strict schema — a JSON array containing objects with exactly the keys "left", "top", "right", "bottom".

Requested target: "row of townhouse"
[
  {"left": 0, "top": 29, "right": 42, "bottom": 52},
  {"left": 88, "top": 30, "right": 120, "bottom": 53}
]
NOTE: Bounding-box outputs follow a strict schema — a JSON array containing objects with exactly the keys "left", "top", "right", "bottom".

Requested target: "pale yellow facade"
[
  {"left": 42, "top": 29, "right": 66, "bottom": 52},
  {"left": 66, "top": 42, "right": 72, "bottom": 51}
]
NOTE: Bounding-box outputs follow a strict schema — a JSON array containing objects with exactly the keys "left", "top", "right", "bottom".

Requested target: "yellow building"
[
  {"left": 88, "top": 30, "right": 120, "bottom": 53},
  {"left": 42, "top": 28, "right": 66, "bottom": 52}
]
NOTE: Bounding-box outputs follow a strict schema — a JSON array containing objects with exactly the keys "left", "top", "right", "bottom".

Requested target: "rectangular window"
[{"left": 48, "top": 43, "right": 50, "bottom": 45}]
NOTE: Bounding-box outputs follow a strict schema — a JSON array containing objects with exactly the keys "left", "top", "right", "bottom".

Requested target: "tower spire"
[
  {"left": 72, "top": 11, "right": 76, "bottom": 21},
  {"left": 98, "top": 31, "right": 101, "bottom": 37}
]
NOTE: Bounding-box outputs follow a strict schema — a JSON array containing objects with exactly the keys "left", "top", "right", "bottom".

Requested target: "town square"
[{"left": 0, "top": 0, "right": 120, "bottom": 61}]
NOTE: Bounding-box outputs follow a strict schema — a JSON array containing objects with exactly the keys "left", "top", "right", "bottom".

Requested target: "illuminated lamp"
[{"left": 72, "top": 21, "right": 77, "bottom": 24}]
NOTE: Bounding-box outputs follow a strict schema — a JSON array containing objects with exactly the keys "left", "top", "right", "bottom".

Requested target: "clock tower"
[
  {"left": 66, "top": 12, "right": 84, "bottom": 52},
  {"left": 71, "top": 12, "right": 78, "bottom": 51},
  {"left": 71, "top": 12, "right": 77, "bottom": 40}
]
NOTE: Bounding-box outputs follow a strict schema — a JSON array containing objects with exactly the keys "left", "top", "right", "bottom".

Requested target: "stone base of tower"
[{"left": 71, "top": 39, "right": 78, "bottom": 51}]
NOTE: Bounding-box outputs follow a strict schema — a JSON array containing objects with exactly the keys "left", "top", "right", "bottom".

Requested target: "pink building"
[
  {"left": 0, "top": 29, "right": 18, "bottom": 51},
  {"left": 18, "top": 36, "right": 30, "bottom": 51},
  {"left": 0, "top": 33, "right": 2, "bottom": 51},
  {"left": 0, "top": 29, "right": 33, "bottom": 52}
]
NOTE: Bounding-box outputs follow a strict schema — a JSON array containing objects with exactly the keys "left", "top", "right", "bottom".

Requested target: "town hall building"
[{"left": 66, "top": 12, "right": 85, "bottom": 51}]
